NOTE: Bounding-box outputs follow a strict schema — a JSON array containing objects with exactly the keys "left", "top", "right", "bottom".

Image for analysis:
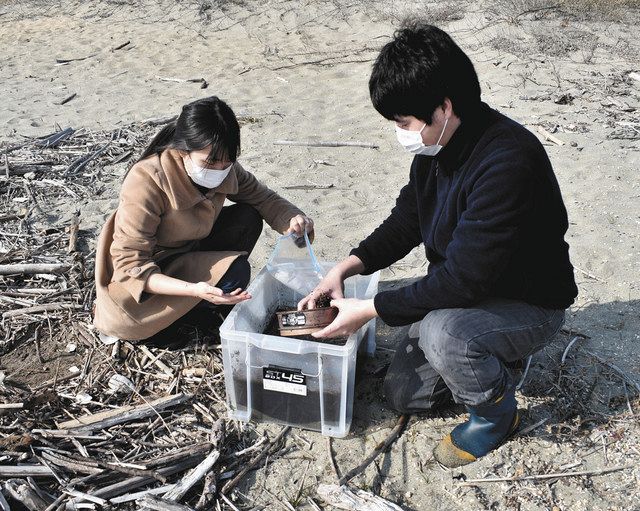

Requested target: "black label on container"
[{"left": 262, "top": 367, "right": 307, "bottom": 396}]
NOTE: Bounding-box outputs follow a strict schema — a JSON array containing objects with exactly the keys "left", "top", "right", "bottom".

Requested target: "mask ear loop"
[{"left": 436, "top": 117, "right": 449, "bottom": 146}]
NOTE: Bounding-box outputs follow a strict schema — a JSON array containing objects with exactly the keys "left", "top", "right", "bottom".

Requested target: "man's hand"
[
  {"left": 191, "top": 282, "right": 252, "bottom": 305},
  {"left": 298, "top": 267, "right": 345, "bottom": 310},
  {"left": 312, "top": 298, "right": 377, "bottom": 339}
]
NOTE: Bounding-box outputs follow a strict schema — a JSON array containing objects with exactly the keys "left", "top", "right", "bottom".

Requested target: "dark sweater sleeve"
[
  {"left": 374, "top": 154, "right": 535, "bottom": 326},
  {"left": 350, "top": 170, "right": 422, "bottom": 274}
]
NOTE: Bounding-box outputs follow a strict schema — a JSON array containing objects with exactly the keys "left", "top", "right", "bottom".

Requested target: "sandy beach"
[{"left": 0, "top": 0, "right": 639, "bottom": 509}]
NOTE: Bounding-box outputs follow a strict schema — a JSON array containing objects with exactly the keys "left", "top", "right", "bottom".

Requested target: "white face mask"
[
  {"left": 186, "top": 156, "right": 233, "bottom": 189},
  {"left": 395, "top": 118, "right": 449, "bottom": 156}
]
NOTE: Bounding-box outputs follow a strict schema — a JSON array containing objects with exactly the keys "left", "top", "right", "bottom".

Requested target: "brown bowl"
[{"left": 276, "top": 307, "right": 339, "bottom": 337}]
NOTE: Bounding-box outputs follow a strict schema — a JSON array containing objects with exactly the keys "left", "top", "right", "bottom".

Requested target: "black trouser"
[{"left": 145, "top": 203, "right": 263, "bottom": 346}]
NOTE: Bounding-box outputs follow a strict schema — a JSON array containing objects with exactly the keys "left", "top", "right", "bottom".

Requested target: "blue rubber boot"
[{"left": 433, "top": 388, "right": 519, "bottom": 468}]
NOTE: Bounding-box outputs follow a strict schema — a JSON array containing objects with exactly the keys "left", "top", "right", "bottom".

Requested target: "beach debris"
[
  {"left": 536, "top": 125, "right": 565, "bottom": 146},
  {"left": 274, "top": 139, "right": 379, "bottom": 149},
  {"left": 317, "top": 484, "right": 404, "bottom": 511},
  {"left": 112, "top": 40, "right": 131, "bottom": 51},
  {"left": 156, "top": 76, "right": 209, "bottom": 89},
  {"left": 59, "top": 93, "right": 77, "bottom": 106}
]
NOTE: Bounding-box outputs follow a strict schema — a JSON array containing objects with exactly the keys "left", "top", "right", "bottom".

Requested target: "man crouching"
[{"left": 298, "top": 22, "right": 578, "bottom": 467}]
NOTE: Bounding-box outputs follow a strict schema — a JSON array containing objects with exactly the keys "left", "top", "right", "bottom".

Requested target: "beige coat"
[{"left": 94, "top": 149, "right": 302, "bottom": 340}]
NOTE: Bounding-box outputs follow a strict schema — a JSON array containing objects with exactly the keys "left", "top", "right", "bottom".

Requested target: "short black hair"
[{"left": 369, "top": 22, "right": 481, "bottom": 124}]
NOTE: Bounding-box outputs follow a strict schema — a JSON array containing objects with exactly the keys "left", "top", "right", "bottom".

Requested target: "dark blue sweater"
[{"left": 351, "top": 103, "right": 578, "bottom": 327}]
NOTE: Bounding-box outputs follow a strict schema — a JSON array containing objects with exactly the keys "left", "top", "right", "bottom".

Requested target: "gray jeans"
[{"left": 383, "top": 298, "right": 565, "bottom": 411}]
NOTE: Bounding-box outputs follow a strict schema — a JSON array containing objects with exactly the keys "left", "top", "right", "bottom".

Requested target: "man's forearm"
[{"left": 332, "top": 255, "right": 366, "bottom": 279}]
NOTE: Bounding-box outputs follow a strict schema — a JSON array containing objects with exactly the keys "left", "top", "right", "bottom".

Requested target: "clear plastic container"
[{"left": 220, "top": 263, "right": 380, "bottom": 437}]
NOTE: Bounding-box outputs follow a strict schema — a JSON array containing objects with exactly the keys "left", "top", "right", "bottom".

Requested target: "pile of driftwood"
[
  {"left": 0, "top": 121, "right": 410, "bottom": 511},
  {"left": 0, "top": 330, "right": 298, "bottom": 510}
]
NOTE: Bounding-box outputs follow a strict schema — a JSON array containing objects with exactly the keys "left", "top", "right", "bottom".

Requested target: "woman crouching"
[{"left": 94, "top": 96, "right": 313, "bottom": 343}]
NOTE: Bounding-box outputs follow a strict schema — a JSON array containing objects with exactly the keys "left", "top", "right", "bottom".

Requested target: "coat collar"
[
  {"left": 433, "top": 102, "right": 494, "bottom": 174},
  {"left": 158, "top": 149, "right": 239, "bottom": 210}
]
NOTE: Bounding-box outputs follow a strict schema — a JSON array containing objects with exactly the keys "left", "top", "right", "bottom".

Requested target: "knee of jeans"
[
  {"left": 418, "top": 312, "right": 460, "bottom": 375},
  {"left": 383, "top": 371, "right": 413, "bottom": 414},
  {"left": 218, "top": 256, "right": 251, "bottom": 293}
]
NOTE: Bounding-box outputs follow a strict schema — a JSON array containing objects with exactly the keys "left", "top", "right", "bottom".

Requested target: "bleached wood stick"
[
  {"left": 536, "top": 126, "right": 565, "bottom": 146},
  {"left": 221, "top": 426, "right": 290, "bottom": 494},
  {"left": 139, "top": 345, "right": 174, "bottom": 376},
  {"left": 163, "top": 449, "right": 220, "bottom": 502},
  {"left": 95, "top": 458, "right": 201, "bottom": 499},
  {"left": 0, "top": 490, "right": 10, "bottom": 511},
  {"left": 317, "top": 484, "right": 404, "bottom": 511},
  {"left": 138, "top": 494, "right": 196, "bottom": 511},
  {"left": 2, "top": 303, "right": 81, "bottom": 320},
  {"left": 0, "top": 263, "right": 70, "bottom": 275},
  {"left": 68, "top": 211, "right": 80, "bottom": 253},
  {"left": 274, "top": 140, "right": 379, "bottom": 149},
  {"left": 0, "top": 403, "right": 24, "bottom": 410},
  {"left": 110, "top": 484, "right": 176, "bottom": 504},
  {"left": 457, "top": 464, "right": 634, "bottom": 486},
  {"left": 0, "top": 466, "right": 54, "bottom": 478},
  {"left": 57, "top": 393, "right": 190, "bottom": 432},
  {"left": 3, "top": 479, "right": 51, "bottom": 510}
]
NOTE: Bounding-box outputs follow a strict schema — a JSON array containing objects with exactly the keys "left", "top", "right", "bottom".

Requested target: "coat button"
[{"left": 129, "top": 267, "right": 141, "bottom": 276}]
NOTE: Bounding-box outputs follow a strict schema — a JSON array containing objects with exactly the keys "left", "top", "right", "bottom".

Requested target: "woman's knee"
[
  {"left": 235, "top": 204, "right": 263, "bottom": 235},
  {"left": 217, "top": 255, "right": 251, "bottom": 293}
]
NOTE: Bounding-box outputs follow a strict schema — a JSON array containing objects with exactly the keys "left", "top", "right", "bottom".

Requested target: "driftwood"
[
  {"left": 317, "top": 484, "right": 404, "bottom": 511},
  {"left": 138, "top": 494, "right": 196, "bottom": 511},
  {"left": 274, "top": 139, "right": 379, "bottom": 149},
  {"left": 0, "top": 466, "right": 54, "bottom": 478},
  {"left": 338, "top": 414, "right": 409, "bottom": 485},
  {"left": 57, "top": 393, "right": 190, "bottom": 432},
  {"left": 0, "top": 263, "right": 70, "bottom": 276},
  {"left": 221, "top": 426, "right": 290, "bottom": 494},
  {"left": 536, "top": 126, "right": 565, "bottom": 146},
  {"left": 2, "top": 303, "right": 81, "bottom": 320},
  {"left": 3, "top": 479, "right": 51, "bottom": 510},
  {"left": 457, "top": 464, "right": 635, "bottom": 486},
  {"left": 67, "top": 211, "right": 80, "bottom": 253}
]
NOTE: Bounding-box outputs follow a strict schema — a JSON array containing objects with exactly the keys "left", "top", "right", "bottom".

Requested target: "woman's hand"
[
  {"left": 191, "top": 282, "right": 252, "bottom": 305},
  {"left": 312, "top": 298, "right": 377, "bottom": 339},
  {"left": 297, "top": 267, "right": 345, "bottom": 310},
  {"left": 285, "top": 214, "right": 314, "bottom": 242}
]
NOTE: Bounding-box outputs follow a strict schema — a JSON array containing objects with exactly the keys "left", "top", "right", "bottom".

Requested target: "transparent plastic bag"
[{"left": 266, "top": 231, "right": 325, "bottom": 297}]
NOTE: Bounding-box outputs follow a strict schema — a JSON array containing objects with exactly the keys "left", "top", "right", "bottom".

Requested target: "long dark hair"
[{"left": 135, "top": 96, "right": 241, "bottom": 167}]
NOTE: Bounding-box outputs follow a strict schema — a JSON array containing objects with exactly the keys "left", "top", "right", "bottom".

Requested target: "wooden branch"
[
  {"left": 56, "top": 54, "right": 97, "bottom": 64},
  {"left": 327, "top": 437, "right": 342, "bottom": 481},
  {"left": 457, "top": 464, "right": 634, "bottom": 486},
  {"left": 95, "top": 458, "right": 202, "bottom": 499},
  {"left": 338, "top": 414, "right": 409, "bottom": 485},
  {"left": 584, "top": 351, "right": 640, "bottom": 393},
  {"left": 3, "top": 479, "right": 51, "bottom": 511},
  {"left": 138, "top": 494, "right": 196, "bottom": 511},
  {"left": 59, "top": 93, "right": 77, "bottom": 106},
  {"left": 274, "top": 140, "right": 379, "bottom": 149},
  {"left": 3, "top": 303, "right": 81, "bottom": 320},
  {"left": 57, "top": 393, "right": 190, "bottom": 432},
  {"left": 68, "top": 211, "right": 80, "bottom": 253},
  {"left": 536, "top": 126, "right": 565, "bottom": 146},
  {"left": 0, "top": 466, "right": 54, "bottom": 478},
  {"left": 163, "top": 449, "right": 220, "bottom": 501},
  {"left": 317, "top": 484, "right": 403, "bottom": 511},
  {"left": 221, "top": 426, "right": 290, "bottom": 494},
  {"left": 110, "top": 484, "right": 176, "bottom": 505},
  {"left": 0, "top": 263, "right": 70, "bottom": 275}
]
